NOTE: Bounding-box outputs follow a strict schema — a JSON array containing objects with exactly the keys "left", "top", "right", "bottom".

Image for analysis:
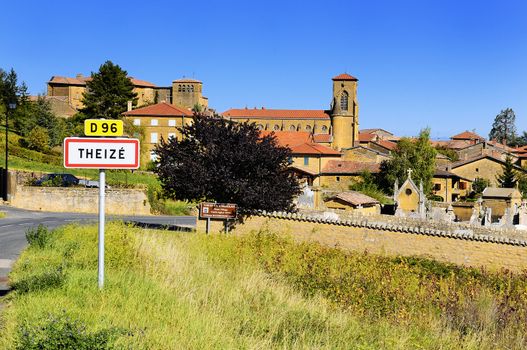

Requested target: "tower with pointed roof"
[{"left": 330, "top": 73, "right": 359, "bottom": 150}]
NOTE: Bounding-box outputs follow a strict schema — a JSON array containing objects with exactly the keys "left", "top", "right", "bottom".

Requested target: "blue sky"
[{"left": 1, "top": 0, "right": 526, "bottom": 139}]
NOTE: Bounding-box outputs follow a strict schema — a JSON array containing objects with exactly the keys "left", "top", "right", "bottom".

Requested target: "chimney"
[
  {"left": 76, "top": 73, "right": 83, "bottom": 79},
  {"left": 127, "top": 101, "right": 132, "bottom": 112}
]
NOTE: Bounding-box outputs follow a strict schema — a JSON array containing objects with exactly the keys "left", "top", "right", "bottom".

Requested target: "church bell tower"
[{"left": 330, "top": 73, "right": 359, "bottom": 150}]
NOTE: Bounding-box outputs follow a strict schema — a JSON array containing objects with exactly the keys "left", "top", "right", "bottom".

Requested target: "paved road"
[{"left": 0, "top": 205, "right": 196, "bottom": 294}]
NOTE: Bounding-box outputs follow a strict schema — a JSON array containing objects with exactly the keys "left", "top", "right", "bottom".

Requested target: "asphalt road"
[{"left": 0, "top": 205, "right": 196, "bottom": 294}]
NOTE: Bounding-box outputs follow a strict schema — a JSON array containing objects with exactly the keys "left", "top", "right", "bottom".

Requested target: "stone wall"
[
  {"left": 198, "top": 211, "right": 527, "bottom": 271},
  {"left": 10, "top": 186, "right": 151, "bottom": 215}
]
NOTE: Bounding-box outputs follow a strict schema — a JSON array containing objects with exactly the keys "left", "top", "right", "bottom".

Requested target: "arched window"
[
  {"left": 289, "top": 125, "right": 296, "bottom": 131},
  {"left": 340, "top": 91, "right": 349, "bottom": 111},
  {"left": 305, "top": 125, "right": 312, "bottom": 131},
  {"left": 321, "top": 125, "right": 328, "bottom": 133},
  {"left": 273, "top": 124, "right": 280, "bottom": 131},
  {"left": 256, "top": 124, "right": 264, "bottom": 130}
]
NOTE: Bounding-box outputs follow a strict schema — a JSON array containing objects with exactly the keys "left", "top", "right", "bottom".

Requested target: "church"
[{"left": 222, "top": 73, "right": 360, "bottom": 150}]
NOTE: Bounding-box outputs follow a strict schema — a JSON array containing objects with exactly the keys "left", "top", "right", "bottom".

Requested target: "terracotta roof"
[
  {"left": 332, "top": 73, "right": 358, "bottom": 81},
  {"left": 129, "top": 77, "right": 156, "bottom": 87},
  {"left": 48, "top": 75, "right": 156, "bottom": 88},
  {"left": 359, "top": 133, "right": 377, "bottom": 142},
  {"left": 322, "top": 160, "right": 380, "bottom": 174},
  {"left": 372, "top": 140, "right": 397, "bottom": 151},
  {"left": 289, "top": 165, "right": 319, "bottom": 176},
  {"left": 313, "top": 133, "right": 332, "bottom": 143},
  {"left": 122, "top": 102, "right": 192, "bottom": 117},
  {"left": 487, "top": 140, "right": 514, "bottom": 152},
  {"left": 260, "top": 131, "right": 340, "bottom": 156},
  {"left": 451, "top": 131, "right": 485, "bottom": 141},
  {"left": 290, "top": 143, "right": 341, "bottom": 156},
  {"left": 482, "top": 187, "right": 521, "bottom": 198},
  {"left": 223, "top": 108, "right": 330, "bottom": 119},
  {"left": 173, "top": 78, "right": 202, "bottom": 83},
  {"left": 260, "top": 131, "right": 311, "bottom": 147},
  {"left": 328, "top": 191, "right": 379, "bottom": 206},
  {"left": 513, "top": 145, "right": 527, "bottom": 153}
]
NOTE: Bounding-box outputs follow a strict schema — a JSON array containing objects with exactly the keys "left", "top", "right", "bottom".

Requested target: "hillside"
[{"left": 1, "top": 223, "right": 527, "bottom": 349}]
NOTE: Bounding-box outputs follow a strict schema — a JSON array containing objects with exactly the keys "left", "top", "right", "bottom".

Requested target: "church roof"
[
  {"left": 123, "top": 102, "right": 192, "bottom": 116},
  {"left": 332, "top": 73, "right": 358, "bottom": 81},
  {"left": 223, "top": 108, "right": 330, "bottom": 119}
]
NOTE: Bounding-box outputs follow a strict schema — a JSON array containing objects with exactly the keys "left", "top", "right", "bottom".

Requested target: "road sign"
[
  {"left": 199, "top": 203, "right": 237, "bottom": 219},
  {"left": 84, "top": 119, "right": 124, "bottom": 137},
  {"left": 64, "top": 137, "right": 140, "bottom": 169}
]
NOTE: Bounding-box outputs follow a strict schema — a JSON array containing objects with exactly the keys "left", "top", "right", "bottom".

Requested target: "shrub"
[
  {"left": 25, "top": 224, "right": 53, "bottom": 249},
  {"left": 16, "top": 312, "right": 126, "bottom": 350},
  {"left": 11, "top": 267, "right": 66, "bottom": 294}
]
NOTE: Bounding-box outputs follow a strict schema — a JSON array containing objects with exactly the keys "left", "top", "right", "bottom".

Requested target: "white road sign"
[{"left": 64, "top": 137, "right": 140, "bottom": 169}]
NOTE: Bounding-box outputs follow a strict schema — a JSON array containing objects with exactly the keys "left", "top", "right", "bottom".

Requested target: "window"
[
  {"left": 178, "top": 85, "right": 182, "bottom": 92},
  {"left": 168, "top": 119, "right": 176, "bottom": 127},
  {"left": 151, "top": 119, "right": 158, "bottom": 126},
  {"left": 273, "top": 124, "right": 280, "bottom": 131},
  {"left": 288, "top": 156, "right": 293, "bottom": 164},
  {"left": 405, "top": 188, "right": 412, "bottom": 195},
  {"left": 475, "top": 168, "right": 479, "bottom": 172},
  {"left": 256, "top": 124, "right": 264, "bottom": 130},
  {"left": 168, "top": 133, "right": 176, "bottom": 139},
  {"left": 304, "top": 157, "right": 309, "bottom": 166},
  {"left": 150, "top": 132, "right": 158, "bottom": 143},
  {"left": 459, "top": 182, "right": 467, "bottom": 190},
  {"left": 306, "top": 125, "right": 312, "bottom": 131},
  {"left": 290, "top": 125, "right": 296, "bottom": 131},
  {"left": 133, "top": 119, "right": 141, "bottom": 126},
  {"left": 150, "top": 151, "right": 157, "bottom": 161},
  {"left": 434, "top": 183, "right": 441, "bottom": 191},
  {"left": 340, "top": 91, "right": 349, "bottom": 111},
  {"left": 321, "top": 125, "right": 328, "bottom": 132},
  {"left": 336, "top": 176, "right": 340, "bottom": 182}
]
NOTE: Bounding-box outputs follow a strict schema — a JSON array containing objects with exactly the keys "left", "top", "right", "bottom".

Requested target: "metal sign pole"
[
  {"left": 98, "top": 169, "right": 106, "bottom": 289},
  {"left": 206, "top": 217, "right": 210, "bottom": 234}
]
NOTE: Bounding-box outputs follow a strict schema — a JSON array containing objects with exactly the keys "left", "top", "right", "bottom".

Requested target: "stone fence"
[
  {"left": 198, "top": 210, "right": 527, "bottom": 271},
  {"left": 10, "top": 186, "right": 151, "bottom": 215}
]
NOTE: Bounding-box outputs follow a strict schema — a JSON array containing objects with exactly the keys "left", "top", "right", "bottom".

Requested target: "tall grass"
[{"left": 1, "top": 222, "right": 527, "bottom": 349}]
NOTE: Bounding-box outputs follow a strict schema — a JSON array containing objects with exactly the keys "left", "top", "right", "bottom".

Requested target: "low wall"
[
  {"left": 198, "top": 212, "right": 527, "bottom": 272},
  {"left": 10, "top": 186, "right": 151, "bottom": 215}
]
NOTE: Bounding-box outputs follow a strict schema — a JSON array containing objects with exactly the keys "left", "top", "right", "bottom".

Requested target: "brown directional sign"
[{"left": 199, "top": 203, "right": 237, "bottom": 219}]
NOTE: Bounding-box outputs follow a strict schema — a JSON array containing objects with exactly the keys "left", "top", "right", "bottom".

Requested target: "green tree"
[
  {"left": 80, "top": 61, "right": 137, "bottom": 119},
  {"left": 153, "top": 114, "right": 301, "bottom": 214},
  {"left": 489, "top": 108, "right": 516, "bottom": 145},
  {"left": 471, "top": 177, "right": 490, "bottom": 197},
  {"left": 496, "top": 155, "right": 517, "bottom": 188},
  {"left": 14, "top": 96, "right": 65, "bottom": 147},
  {"left": 0, "top": 68, "right": 28, "bottom": 126},
  {"left": 378, "top": 128, "right": 437, "bottom": 194},
  {"left": 26, "top": 126, "right": 50, "bottom": 152}
]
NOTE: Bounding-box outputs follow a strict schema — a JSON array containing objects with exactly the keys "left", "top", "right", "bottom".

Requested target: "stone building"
[
  {"left": 324, "top": 191, "right": 380, "bottom": 214},
  {"left": 46, "top": 73, "right": 208, "bottom": 115},
  {"left": 481, "top": 187, "right": 522, "bottom": 221}
]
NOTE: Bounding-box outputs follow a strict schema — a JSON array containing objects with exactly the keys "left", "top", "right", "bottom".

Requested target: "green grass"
[
  {"left": 1, "top": 223, "right": 527, "bottom": 349},
  {"left": 0, "top": 211, "right": 5, "bottom": 218}
]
